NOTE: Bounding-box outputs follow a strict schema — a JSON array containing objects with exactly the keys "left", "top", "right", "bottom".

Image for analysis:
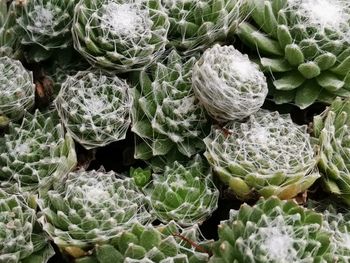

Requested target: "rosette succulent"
[
  {"left": 16, "top": 0, "right": 77, "bottom": 62},
  {"left": 163, "top": 0, "right": 247, "bottom": 53},
  {"left": 132, "top": 50, "right": 209, "bottom": 161},
  {"left": 312, "top": 97, "right": 350, "bottom": 205},
  {"left": 237, "top": 0, "right": 350, "bottom": 108},
  {"left": 192, "top": 44, "right": 268, "bottom": 122},
  {"left": 74, "top": 221, "right": 211, "bottom": 262},
  {"left": 322, "top": 209, "right": 350, "bottom": 261},
  {"left": 54, "top": 70, "right": 132, "bottom": 150},
  {"left": 72, "top": 0, "right": 170, "bottom": 72},
  {"left": 210, "top": 197, "right": 335, "bottom": 262},
  {"left": 37, "top": 169, "right": 152, "bottom": 257},
  {"left": 0, "top": 189, "right": 54, "bottom": 263},
  {"left": 0, "top": 110, "right": 77, "bottom": 192},
  {"left": 143, "top": 155, "right": 219, "bottom": 226},
  {"left": 204, "top": 110, "right": 319, "bottom": 200},
  {"left": 0, "top": 56, "right": 35, "bottom": 123},
  {"left": 0, "top": 1, "right": 22, "bottom": 58}
]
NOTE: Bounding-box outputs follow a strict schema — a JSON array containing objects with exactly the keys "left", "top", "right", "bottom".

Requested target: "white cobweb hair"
[
  {"left": 0, "top": 57, "right": 35, "bottom": 120},
  {"left": 54, "top": 70, "right": 132, "bottom": 150},
  {"left": 37, "top": 168, "right": 152, "bottom": 247},
  {"left": 192, "top": 44, "right": 268, "bottom": 122},
  {"left": 286, "top": 0, "right": 350, "bottom": 43}
]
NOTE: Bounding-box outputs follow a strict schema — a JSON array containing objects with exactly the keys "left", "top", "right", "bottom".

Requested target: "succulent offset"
[
  {"left": 312, "top": 97, "right": 350, "bottom": 205},
  {"left": 0, "top": 110, "right": 77, "bottom": 192},
  {"left": 132, "top": 50, "right": 209, "bottom": 161},
  {"left": 74, "top": 221, "right": 211, "bottom": 262},
  {"left": 210, "top": 197, "right": 335, "bottom": 263},
  {"left": 144, "top": 155, "right": 219, "bottom": 226},
  {"left": 163, "top": 0, "right": 247, "bottom": 53},
  {"left": 204, "top": 110, "right": 319, "bottom": 200},
  {"left": 37, "top": 169, "right": 152, "bottom": 256},
  {"left": 0, "top": 56, "right": 35, "bottom": 124},
  {"left": 55, "top": 70, "right": 132, "bottom": 150},
  {"left": 0, "top": 189, "right": 54, "bottom": 263},
  {"left": 72, "top": 0, "right": 169, "bottom": 72},
  {"left": 16, "top": 0, "right": 77, "bottom": 62},
  {"left": 192, "top": 44, "right": 268, "bottom": 122},
  {"left": 237, "top": 0, "right": 350, "bottom": 108}
]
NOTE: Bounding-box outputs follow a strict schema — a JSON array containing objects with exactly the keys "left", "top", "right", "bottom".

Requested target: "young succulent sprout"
[
  {"left": 143, "top": 155, "right": 219, "bottom": 226},
  {"left": 210, "top": 197, "right": 336, "bottom": 262},
  {"left": 192, "top": 44, "right": 268, "bottom": 122},
  {"left": 37, "top": 169, "right": 152, "bottom": 256},
  {"left": 16, "top": 0, "right": 77, "bottom": 61},
  {"left": 0, "top": 56, "right": 35, "bottom": 122},
  {"left": 0, "top": 110, "right": 77, "bottom": 192},
  {"left": 72, "top": 0, "right": 170, "bottom": 72},
  {"left": 132, "top": 50, "right": 209, "bottom": 162},
  {"left": 312, "top": 97, "right": 350, "bottom": 205},
  {"left": 54, "top": 70, "right": 132, "bottom": 150},
  {"left": 237, "top": 0, "right": 350, "bottom": 108},
  {"left": 163, "top": 0, "right": 248, "bottom": 54},
  {"left": 0, "top": 189, "right": 54, "bottom": 263},
  {"left": 73, "top": 220, "right": 211, "bottom": 262},
  {"left": 204, "top": 109, "right": 319, "bottom": 200}
]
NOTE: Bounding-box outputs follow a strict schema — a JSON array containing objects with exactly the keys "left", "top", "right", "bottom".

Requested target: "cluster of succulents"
[{"left": 4, "top": 0, "right": 350, "bottom": 262}]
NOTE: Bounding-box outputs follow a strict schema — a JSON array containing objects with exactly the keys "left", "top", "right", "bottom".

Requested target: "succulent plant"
[
  {"left": 37, "top": 169, "right": 152, "bottom": 256},
  {"left": 322, "top": 209, "right": 350, "bottom": 261},
  {"left": 0, "top": 1, "right": 22, "bottom": 58},
  {"left": 16, "top": 0, "right": 77, "bottom": 62},
  {"left": 72, "top": 0, "right": 169, "bottom": 72},
  {"left": 0, "top": 189, "right": 54, "bottom": 263},
  {"left": 54, "top": 70, "right": 132, "bottom": 150},
  {"left": 74, "top": 220, "right": 211, "bottom": 262},
  {"left": 210, "top": 197, "right": 335, "bottom": 262},
  {"left": 163, "top": 0, "right": 247, "bottom": 53},
  {"left": 204, "top": 110, "right": 319, "bottom": 200},
  {"left": 312, "top": 97, "right": 350, "bottom": 205},
  {"left": 0, "top": 56, "right": 35, "bottom": 122},
  {"left": 192, "top": 44, "right": 268, "bottom": 122},
  {"left": 132, "top": 50, "right": 209, "bottom": 162},
  {"left": 237, "top": 0, "right": 350, "bottom": 108},
  {"left": 143, "top": 155, "right": 219, "bottom": 226},
  {"left": 0, "top": 110, "right": 77, "bottom": 192}
]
